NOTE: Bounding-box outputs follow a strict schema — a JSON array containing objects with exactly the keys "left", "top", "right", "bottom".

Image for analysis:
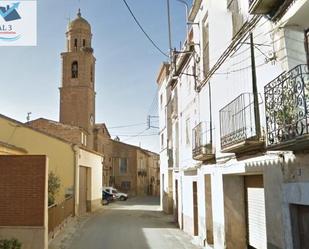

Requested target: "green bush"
[
  {"left": 48, "top": 171, "right": 61, "bottom": 206},
  {"left": 0, "top": 238, "right": 21, "bottom": 249}
]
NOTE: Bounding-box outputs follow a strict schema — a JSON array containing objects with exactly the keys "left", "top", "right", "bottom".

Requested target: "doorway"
[
  {"left": 245, "top": 175, "right": 267, "bottom": 249},
  {"left": 193, "top": 181, "right": 198, "bottom": 236},
  {"left": 79, "top": 166, "right": 88, "bottom": 215},
  {"left": 205, "top": 175, "right": 214, "bottom": 245},
  {"left": 291, "top": 204, "right": 309, "bottom": 249},
  {"left": 175, "top": 179, "right": 179, "bottom": 223}
]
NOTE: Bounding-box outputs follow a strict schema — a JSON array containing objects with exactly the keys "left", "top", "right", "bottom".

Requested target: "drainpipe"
[
  {"left": 208, "top": 81, "right": 213, "bottom": 147},
  {"left": 167, "top": 0, "right": 173, "bottom": 60},
  {"left": 71, "top": 144, "right": 79, "bottom": 216}
]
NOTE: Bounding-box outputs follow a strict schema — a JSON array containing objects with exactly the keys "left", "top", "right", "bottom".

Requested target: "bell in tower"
[{"left": 59, "top": 9, "right": 96, "bottom": 148}]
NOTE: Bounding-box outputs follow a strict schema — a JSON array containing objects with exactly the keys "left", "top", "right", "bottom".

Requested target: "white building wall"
[
  {"left": 158, "top": 68, "right": 174, "bottom": 213},
  {"left": 78, "top": 149, "right": 103, "bottom": 202},
  {"left": 158, "top": 0, "right": 309, "bottom": 247}
]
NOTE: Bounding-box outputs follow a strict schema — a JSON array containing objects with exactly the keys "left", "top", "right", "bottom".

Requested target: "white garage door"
[{"left": 247, "top": 187, "right": 267, "bottom": 249}]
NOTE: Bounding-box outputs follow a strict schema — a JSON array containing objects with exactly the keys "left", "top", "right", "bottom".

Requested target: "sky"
[{"left": 0, "top": 0, "right": 191, "bottom": 152}]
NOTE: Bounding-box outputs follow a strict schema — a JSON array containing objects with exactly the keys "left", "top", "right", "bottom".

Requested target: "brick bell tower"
[{"left": 59, "top": 9, "right": 96, "bottom": 147}]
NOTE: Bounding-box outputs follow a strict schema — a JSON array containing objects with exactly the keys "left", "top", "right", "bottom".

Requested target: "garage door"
[
  {"left": 79, "top": 166, "right": 87, "bottom": 215},
  {"left": 245, "top": 175, "right": 267, "bottom": 249}
]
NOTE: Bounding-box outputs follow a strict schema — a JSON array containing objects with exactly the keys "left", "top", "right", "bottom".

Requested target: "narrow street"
[{"left": 63, "top": 197, "right": 201, "bottom": 249}]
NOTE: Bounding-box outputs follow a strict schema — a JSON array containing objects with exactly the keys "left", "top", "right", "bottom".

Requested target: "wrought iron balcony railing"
[
  {"left": 192, "top": 122, "right": 214, "bottom": 161},
  {"left": 265, "top": 64, "right": 309, "bottom": 150},
  {"left": 220, "top": 93, "right": 264, "bottom": 154}
]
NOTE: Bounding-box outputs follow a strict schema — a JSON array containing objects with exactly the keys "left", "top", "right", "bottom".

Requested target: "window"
[
  {"left": 186, "top": 118, "right": 191, "bottom": 145},
  {"left": 74, "top": 38, "right": 78, "bottom": 48},
  {"left": 84, "top": 134, "right": 87, "bottom": 146},
  {"left": 160, "top": 94, "right": 163, "bottom": 109},
  {"left": 72, "top": 61, "right": 78, "bottom": 78},
  {"left": 91, "top": 65, "right": 94, "bottom": 82},
  {"left": 161, "top": 133, "right": 164, "bottom": 148},
  {"left": 202, "top": 20, "right": 209, "bottom": 77},
  {"left": 119, "top": 158, "right": 128, "bottom": 175},
  {"left": 83, "top": 39, "right": 86, "bottom": 47},
  {"left": 227, "top": 0, "right": 244, "bottom": 36},
  {"left": 81, "top": 132, "right": 87, "bottom": 146}
]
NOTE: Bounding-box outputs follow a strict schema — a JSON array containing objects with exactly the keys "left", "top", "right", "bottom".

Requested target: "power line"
[
  {"left": 122, "top": 128, "right": 149, "bottom": 142},
  {"left": 107, "top": 122, "right": 147, "bottom": 129},
  {"left": 121, "top": 0, "right": 169, "bottom": 58},
  {"left": 111, "top": 133, "right": 159, "bottom": 137}
]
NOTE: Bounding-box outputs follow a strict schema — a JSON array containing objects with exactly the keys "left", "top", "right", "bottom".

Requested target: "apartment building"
[{"left": 157, "top": 0, "right": 309, "bottom": 248}]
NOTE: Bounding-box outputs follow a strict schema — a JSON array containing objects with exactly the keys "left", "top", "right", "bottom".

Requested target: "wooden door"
[
  {"left": 79, "top": 166, "right": 87, "bottom": 215},
  {"left": 193, "top": 181, "right": 198, "bottom": 236},
  {"left": 296, "top": 205, "right": 309, "bottom": 249},
  {"left": 175, "top": 180, "right": 178, "bottom": 223}
]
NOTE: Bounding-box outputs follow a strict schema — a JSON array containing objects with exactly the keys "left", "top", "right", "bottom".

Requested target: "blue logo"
[
  {"left": 0, "top": 2, "right": 21, "bottom": 42},
  {"left": 0, "top": 3, "right": 21, "bottom": 22}
]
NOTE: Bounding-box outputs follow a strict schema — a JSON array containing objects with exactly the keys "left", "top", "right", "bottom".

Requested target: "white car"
[{"left": 103, "top": 187, "right": 128, "bottom": 201}]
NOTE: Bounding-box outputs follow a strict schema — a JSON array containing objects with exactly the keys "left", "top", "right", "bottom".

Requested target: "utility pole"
[
  {"left": 250, "top": 32, "right": 261, "bottom": 138},
  {"left": 167, "top": 0, "right": 173, "bottom": 60}
]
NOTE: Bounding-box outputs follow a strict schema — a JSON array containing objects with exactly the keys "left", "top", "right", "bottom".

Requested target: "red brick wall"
[
  {"left": 29, "top": 119, "right": 82, "bottom": 146},
  {"left": 0, "top": 155, "right": 47, "bottom": 226}
]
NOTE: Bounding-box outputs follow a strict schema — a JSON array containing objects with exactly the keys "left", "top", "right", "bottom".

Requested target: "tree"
[
  {"left": 0, "top": 238, "right": 21, "bottom": 249},
  {"left": 48, "top": 171, "right": 61, "bottom": 206}
]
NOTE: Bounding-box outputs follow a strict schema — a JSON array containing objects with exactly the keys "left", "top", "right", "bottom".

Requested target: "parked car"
[
  {"left": 103, "top": 187, "right": 128, "bottom": 201},
  {"left": 102, "top": 190, "right": 115, "bottom": 205}
]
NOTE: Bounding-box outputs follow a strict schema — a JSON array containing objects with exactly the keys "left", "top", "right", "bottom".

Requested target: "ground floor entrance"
[
  {"left": 245, "top": 175, "right": 267, "bottom": 249},
  {"left": 79, "top": 166, "right": 89, "bottom": 215}
]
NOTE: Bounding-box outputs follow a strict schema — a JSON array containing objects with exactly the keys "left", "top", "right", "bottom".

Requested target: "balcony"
[
  {"left": 192, "top": 122, "right": 215, "bottom": 162},
  {"left": 248, "top": 0, "right": 284, "bottom": 14},
  {"left": 265, "top": 64, "right": 309, "bottom": 151},
  {"left": 220, "top": 93, "right": 265, "bottom": 155},
  {"left": 248, "top": 0, "right": 298, "bottom": 21}
]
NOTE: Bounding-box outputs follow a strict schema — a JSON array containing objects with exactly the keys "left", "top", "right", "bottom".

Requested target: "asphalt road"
[{"left": 65, "top": 196, "right": 201, "bottom": 249}]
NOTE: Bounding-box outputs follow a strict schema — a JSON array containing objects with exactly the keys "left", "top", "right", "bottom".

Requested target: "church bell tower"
[{"left": 59, "top": 9, "right": 96, "bottom": 145}]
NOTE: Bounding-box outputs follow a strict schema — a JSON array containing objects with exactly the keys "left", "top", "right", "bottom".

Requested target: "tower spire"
[{"left": 77, "top": 8, "right": 81, "bottom": 17}]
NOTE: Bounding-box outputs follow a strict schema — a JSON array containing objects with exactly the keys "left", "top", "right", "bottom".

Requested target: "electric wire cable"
[
  {"left": 110, "top": 133, "right": 159, "bottom": 137},
  {"left": 122, "top": 128, "right": 149, "bottom": 142},
  {"left": 108, "top": 122, "right": 147, "bottom": 129},
  {"left": 121, "top": 0, "right": 169, "bottom": 58}
]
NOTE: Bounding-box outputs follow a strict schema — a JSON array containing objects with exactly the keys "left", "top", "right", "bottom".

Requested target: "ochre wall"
[{"left": 0, "top": 116, "right": 74, "bottom": 204}]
